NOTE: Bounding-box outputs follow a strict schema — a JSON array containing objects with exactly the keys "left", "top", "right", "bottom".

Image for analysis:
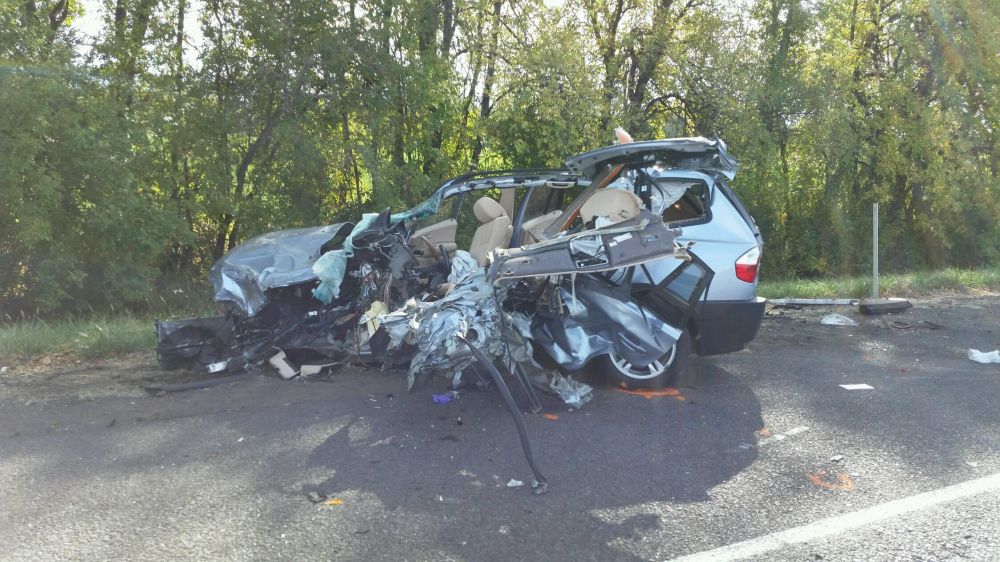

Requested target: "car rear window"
[{"left": 652, "top": 179, "right": 709, "bottom": 224}]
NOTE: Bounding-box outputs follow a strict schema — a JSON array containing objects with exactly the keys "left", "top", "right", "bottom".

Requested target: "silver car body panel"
[{"left": 564, "top": 137, "right": 739, "bottom": 180}]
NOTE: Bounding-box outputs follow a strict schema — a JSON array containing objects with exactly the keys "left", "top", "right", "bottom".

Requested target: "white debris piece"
[
  {"left": 506, "top": 479, "right": 525, "bottom": 488},
  {"left": 206, "top": 360, "right": 228, "bottom": 373},
  {"left": 968, "top": 349, "right": 1000, "bottom": 364},
  {"left": 840, "top": 383, "right": 874, "bottom": 390},
  {"left": 821, "top": 313, "right": 858, "bottom": 326},
  {"left": 756, "top": 425, "right": 810, "bottom": 447},
  {"left": 268, "top": 350, "right": 299, "bottom": 379}
]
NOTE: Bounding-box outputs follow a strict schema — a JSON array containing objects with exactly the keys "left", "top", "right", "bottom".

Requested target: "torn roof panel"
[{"left": 564, "top": 137, "right": 739, "bottom": 180}]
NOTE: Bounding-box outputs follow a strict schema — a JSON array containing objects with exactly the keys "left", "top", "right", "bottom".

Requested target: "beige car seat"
[
  {"left": 579, "top": 189, "right": 644, "bottom": 225},
  {"left": 469, "top": 197, "right": 513, "bottom": 266}
]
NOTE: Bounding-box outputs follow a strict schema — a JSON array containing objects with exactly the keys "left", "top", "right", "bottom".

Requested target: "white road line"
[{"left": 669, "top": 471, "right": 1000, "bottom": 562}]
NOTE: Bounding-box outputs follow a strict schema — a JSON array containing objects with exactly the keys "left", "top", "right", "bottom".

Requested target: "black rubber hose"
[{"left": 456, "top": 335, "right": 548, "bottom": 494}]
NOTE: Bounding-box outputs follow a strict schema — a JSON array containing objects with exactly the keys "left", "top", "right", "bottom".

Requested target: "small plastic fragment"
[
  {"left": 323, "top": 497, "right": 344, "bottom": 506},
  {"left": 506, "top": 479, "right": 525, "bottom": 488},
  {"left": 268, "top": 350, "right": 299, "bottom": 379},
  {"left": 207, "top": 360, "right": 228, "bottom": 373},
  {"left": 432, "top": 393, "right": 453, "bottom": 404},
  {"left": 839, "top": 383, "right": 874, "bottom": 390},
  {"left": 968, "top": 349, "right": 1000, "bottom": 364},
  {"left": 306, "top": 491, "right": 326, "bottom": 503},
  {"left": 821, "top": 313, "right": 858, "bottom": 326},
  {"left": 830, "top": 454, "right": 844, "bottom": 462},
  {"left": 543, "top": 414, "right": 559, "bottom": 421}
]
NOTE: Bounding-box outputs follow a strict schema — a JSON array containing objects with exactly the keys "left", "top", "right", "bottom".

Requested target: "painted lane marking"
[{"left": 669, "top": 471, "right": 1000, "bottom": 562}]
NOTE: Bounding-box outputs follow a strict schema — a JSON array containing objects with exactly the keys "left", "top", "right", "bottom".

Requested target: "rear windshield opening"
[{"left": 653, "top": 179, "right": 708, "bottom": 224}]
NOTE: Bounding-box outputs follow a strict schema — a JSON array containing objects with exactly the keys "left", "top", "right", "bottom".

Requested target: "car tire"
[{"left": 600, "top": 330, "right": 692, "bottom": 388}]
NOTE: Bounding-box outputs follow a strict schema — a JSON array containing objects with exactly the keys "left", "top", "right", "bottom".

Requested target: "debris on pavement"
[
  {"left": 506, "top": 479, "right": 525, "bottom": 488},
  {"left": 769, "top": 298, "right": 860, "bottom": 306},
  {"left": 300, "top": 362, "right": 340, "bottom": 377},
  {"left": 543, "top": 413, "right": 559, "bottom": 421},
  {"left": 839, "top": 384, "right": 874, "bottom": 390},
  {"left": 268, "top": 350, "right": 299, "bottom": 379},
  {"left": 306, "top": 491, "right": 326, "bottom": 503},
  {"left": 616, "top": 386, "right": 686, "bottom": 401},
  {"left": 968, "top": 349, "right": 1000, "bottom": 364},
  {"left": 821, "top": 313, "right": 858, "bottom": 326},
  {"left": 829, "top": 454, "right": 844, "bottom": 462},
  {"left": 432, "top": 393, "right": 454, "bottom": 405},
  {"left": 755, "top": 425, "right": 809, "bottom": 447},
  {"left": 549, "top": 374, "right": 593, "bottom": 408},
  {"left": 806, "top": 469, "right": 855, "bottom": 491},
  {"left": 859, "top": 298, "right": 912, "bottom": 315},
  {"left": 323, "top": 497, "right": 345, "bottom": 506}
]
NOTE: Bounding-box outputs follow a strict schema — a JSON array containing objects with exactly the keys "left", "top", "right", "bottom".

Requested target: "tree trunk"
[{"left": 471, "top": 0, "right": 502, "bottom": 171}]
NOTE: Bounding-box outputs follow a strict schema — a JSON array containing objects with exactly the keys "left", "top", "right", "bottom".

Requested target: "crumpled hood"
[
  {"left": 210, "top": 223, "right": 351, "bottom": 316},
  {"left": 564, "top": 137, "right": 739, "bottom": 180}
]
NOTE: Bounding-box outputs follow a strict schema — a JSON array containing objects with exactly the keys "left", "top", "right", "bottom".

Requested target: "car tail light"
[{"left": 735, "top": 246, "right": 761, "bottom": 283}]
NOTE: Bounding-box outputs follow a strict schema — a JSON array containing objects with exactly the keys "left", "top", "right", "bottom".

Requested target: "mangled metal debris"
[{"left": 156, "top": 133, "right": 725, "bottom": 491}]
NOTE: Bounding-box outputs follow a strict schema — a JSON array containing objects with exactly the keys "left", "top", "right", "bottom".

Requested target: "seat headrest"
[
  {"left": 473, "top": 197, "right": 507, "bottom": 223},
  {"left": 580, "top": 189, "right": 644, "bottom": 224}
]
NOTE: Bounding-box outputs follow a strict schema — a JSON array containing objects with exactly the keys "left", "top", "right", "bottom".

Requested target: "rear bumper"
[{"left": 692, "top": 297, "right": 766, "bottom": 356}]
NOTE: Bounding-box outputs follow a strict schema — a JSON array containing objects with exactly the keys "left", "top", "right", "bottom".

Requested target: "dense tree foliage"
[{"left": 2, "top": 0, "right": 998, "bottom": 314}]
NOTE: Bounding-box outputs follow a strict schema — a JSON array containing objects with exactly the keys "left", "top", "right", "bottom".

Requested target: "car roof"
[{"left": 564, "top": 137, "right": 738, "bottom": 180}]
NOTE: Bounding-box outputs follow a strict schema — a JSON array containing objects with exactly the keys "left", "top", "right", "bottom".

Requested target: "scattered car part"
[
  {"left": 821, "top": 313, "right": 859, "bottom": 326},
  {"left": 968, "top": 349, "right": 1000, "bottom": 364},
  {"left": 768, "top": 298, "right": 860, "bottom": 306},
  {"left": 859, "top": 298, "right": 913, "bottom": 315}
]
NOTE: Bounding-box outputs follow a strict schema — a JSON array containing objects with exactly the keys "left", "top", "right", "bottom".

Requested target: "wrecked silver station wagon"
[
  {"left": 155, "top": 137, "right": 736, "bottom": 384},
  {"left": 156, "top": 135, "right": 741, "bottom": 490}
]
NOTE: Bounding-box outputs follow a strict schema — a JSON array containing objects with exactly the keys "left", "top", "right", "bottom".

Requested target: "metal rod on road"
[{"left": 872, "top": 202, "right": 879, "bottom": 299}]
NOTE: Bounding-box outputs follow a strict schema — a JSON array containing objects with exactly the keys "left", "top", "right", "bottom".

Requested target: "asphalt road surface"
[{"left": 2, "top": 294, "right": 999, "bottom": 561}]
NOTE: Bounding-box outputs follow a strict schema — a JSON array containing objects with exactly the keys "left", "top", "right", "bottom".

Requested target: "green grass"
[
  {"left": 0, "top": 314, "right": 156, "bottom": 363},
  {"left": 758, "top": 266, "right": 1000, "bottom": 299}
]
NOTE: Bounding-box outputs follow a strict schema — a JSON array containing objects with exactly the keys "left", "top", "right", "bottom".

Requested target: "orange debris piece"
[
  {"left": 806, "top": 469, "right": 854, "bottom": 491},
  {"left": 615, "top": 387, "right": 685, "bottom": 401}
]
